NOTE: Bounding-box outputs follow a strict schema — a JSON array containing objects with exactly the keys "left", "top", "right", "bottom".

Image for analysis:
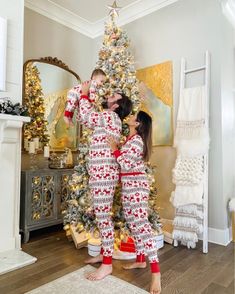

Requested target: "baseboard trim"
[
  {"left": 161, "top": 218, "right": 232, "bottom": 246},
  {"left": 207, "top": 226, "right": 232, "bottom": 246}
]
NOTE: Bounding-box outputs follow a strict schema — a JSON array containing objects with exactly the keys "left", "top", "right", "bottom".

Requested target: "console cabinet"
[{"left": 20, "top": 168, "right": 74, "bottom": 242}]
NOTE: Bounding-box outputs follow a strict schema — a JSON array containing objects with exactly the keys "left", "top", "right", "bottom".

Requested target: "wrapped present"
[
  {"left": 70, "top": 224, "right": 90, "bottom": 249},
  {"left": 119, "top": 237, "right": 135, "bottom": 253}
]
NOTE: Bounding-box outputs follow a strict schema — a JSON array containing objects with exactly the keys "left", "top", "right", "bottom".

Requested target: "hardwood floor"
[{"left": 0, "top": 226, "right": 234, "bottom": 294}]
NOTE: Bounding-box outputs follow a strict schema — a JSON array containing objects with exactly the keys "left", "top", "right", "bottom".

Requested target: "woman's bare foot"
[
  {"left": 85, "top": 264, "right": 112, "bottom": 281},
  {"left": 150, "top": 273, "right": 161, "bottom": 294},
  {"left": 84, "top": 254, "right": 103, "bottom": 264},
  {"left": 123, "top": 261, "right": 147, "bottom": 270}
]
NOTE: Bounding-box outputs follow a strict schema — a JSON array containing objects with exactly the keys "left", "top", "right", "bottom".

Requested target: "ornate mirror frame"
[{"left": 23, "top": 57, "right": 81, "bottom": 152}]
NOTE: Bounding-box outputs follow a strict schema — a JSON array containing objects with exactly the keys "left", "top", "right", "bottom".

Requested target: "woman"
[{"left": 108, "top": 111, "right": 161, "bottom": 294}]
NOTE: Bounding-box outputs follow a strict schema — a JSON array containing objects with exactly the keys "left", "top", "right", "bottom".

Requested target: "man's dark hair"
[{"left": 114, "top": 94, "right": 132, "bottom": 121}]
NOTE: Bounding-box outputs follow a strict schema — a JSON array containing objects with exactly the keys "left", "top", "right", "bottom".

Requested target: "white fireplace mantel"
[{"left": 0, "top": 114, "right": 36, "bottom": 275}]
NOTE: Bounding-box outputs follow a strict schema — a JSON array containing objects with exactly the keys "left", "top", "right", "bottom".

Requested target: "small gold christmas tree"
[{"left": 23, "top": 63, "right": 49, "bottom": 146}]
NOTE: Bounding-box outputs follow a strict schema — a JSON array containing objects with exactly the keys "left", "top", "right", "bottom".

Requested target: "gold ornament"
[
  {"left": 78, "top": 196, "right": 86, "bottom": 207},
  {"left": 76, "top": 222, "right": 84, "bottom": 232},
  {"left": 63, "top": 224, "right": 70, "bottom": 231}
]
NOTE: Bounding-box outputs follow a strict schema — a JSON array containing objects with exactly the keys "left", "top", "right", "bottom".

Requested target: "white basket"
[
  {"left": 155, "top": 233, "right": 164, "bottom": 249},
  {"left": 88, "top": 238, "right": 101, "bottom": 257}
]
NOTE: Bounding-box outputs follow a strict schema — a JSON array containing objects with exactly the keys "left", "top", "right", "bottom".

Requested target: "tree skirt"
[{"left": 25, "top": 265, "right": 148, "bottom": 294}]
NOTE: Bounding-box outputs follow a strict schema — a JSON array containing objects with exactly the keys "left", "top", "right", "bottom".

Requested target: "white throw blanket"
[
  {"left": 174, "top": 86, "right": 209, "bottom": 156},
  {"left": 172, "top": 155, "right": 204, "bottom": 186},
  {"left": 171, "top": 86, "right": 209, "bottom": 248},
  {"left": 170, "top": 183, "right": 204, "bottom": 207}
]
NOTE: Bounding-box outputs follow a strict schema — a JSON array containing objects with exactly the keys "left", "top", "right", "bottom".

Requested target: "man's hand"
[
  {"left": 81, "top": 80, "right": 91, "bottom": 96},
  {"left": 107, "top": 93, "right": 122, "bottom": 103}
]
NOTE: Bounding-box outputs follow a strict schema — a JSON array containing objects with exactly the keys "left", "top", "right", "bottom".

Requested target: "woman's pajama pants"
[{"left": 121, "top": 174, "right": 160, "bottom": 272}]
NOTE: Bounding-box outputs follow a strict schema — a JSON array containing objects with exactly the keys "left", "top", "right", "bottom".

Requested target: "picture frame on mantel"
[{"left": 0, "top": 16, "right": 7, "bottom": 92}]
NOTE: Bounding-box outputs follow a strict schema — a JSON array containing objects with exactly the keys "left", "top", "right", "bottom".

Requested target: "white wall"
[
  {"left": 93, "top": 0, "right": 234, "bottom": 237},
  {"left": 24, "top": 8, "right": 93, "bottom": 81},
  {"left": 0, "top": 0, "right": 24, "bottom": 102},
  {"left": 0, "top": 0, "right": 24, "bottom": 251},
  {"left": 221, "top": 16, "right": 235, "bottom": 230}
]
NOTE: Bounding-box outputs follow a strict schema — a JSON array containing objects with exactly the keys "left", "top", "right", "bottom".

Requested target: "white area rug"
[{"left": 25, "top": 265, "right": 148, "bottom": 294}]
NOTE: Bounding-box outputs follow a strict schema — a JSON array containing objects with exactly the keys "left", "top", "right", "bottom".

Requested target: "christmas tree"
[
  {"left": 63, "top": 3, "right": 161, "bottom": 248},
  {"left": 23, "top": 63, "right": 49, "bottom": 146}
]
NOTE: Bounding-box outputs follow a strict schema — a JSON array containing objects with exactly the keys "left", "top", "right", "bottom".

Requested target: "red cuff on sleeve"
[
  {"left": 80, "top": 94, "right": 93, "bottom": 103},
  {"left": 113, "top": 150, "right": 121, "bottom": 158},
  {"left": 64, "top": 111, "right": 73, "bottom": 119},
  {"left": 150, "top": 262, "right": 160, "bottom": 273},
  {"left": 102, "top": 256, "right": 112, "bottom": 265},
  {"left": 80, "top": 94, "right": 89, "bottom": 99}
]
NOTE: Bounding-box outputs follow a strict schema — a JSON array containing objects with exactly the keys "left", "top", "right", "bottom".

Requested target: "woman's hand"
[
  {"left": 107, "top": 136, "right": 119, "bottom": 152},
  {"left": 81, "top": 80, "right": 91, "bottom": 96},
  {"left": 64, "top": 116, "right": 74, "bottom": 127}
]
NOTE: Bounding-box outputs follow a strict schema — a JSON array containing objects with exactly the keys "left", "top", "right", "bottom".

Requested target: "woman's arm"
[{"left": 109, "top": 136, "right": 144, "bottom": 171}]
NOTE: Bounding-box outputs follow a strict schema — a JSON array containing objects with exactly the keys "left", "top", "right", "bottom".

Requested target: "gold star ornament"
[{"left": 108, "top": 1, "right": 121, "bottom": 18}]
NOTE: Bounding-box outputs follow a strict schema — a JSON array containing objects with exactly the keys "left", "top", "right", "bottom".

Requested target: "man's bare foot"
[
  {"left": 85, "top": 264, "right": 112, "bottom": 281},
  {"left": 150, "top": 273, "right": 161, "bottom": 294},
  {"left": 84, "top": 254, "right": 103, "bottom": 264},
  {"left": 123, "top": 262, "right": 147, "bottom": 270}
]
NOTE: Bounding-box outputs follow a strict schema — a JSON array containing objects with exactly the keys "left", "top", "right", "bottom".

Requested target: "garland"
[{"left": 0, "top": 98, "right": 28, "bottom": 116}]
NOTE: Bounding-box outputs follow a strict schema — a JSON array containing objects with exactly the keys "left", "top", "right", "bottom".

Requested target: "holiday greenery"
[
  {"left": 23, "top": 63, "right": 49, "bottom": 145},
  {"left": 0, "top": 98, "right": 27, "bottom": 116},
  {"left": 96, "top": 18, "right": 140, "bottom": 113},
  {"left": 63, "top": 9, "right": 161, "bottom": 244}
]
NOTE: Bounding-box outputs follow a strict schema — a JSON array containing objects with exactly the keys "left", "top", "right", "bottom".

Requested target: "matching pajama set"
[
  {"left": 113, "top": 134, "right": 160, "bottom": 273},
  {"left": 64, "top": 80, "right": 97, "bottom": 119},
  {"left": 65, "top": 89, "right": 122, "bottom": 265}
]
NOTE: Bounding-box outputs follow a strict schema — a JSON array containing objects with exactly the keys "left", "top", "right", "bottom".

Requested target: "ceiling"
[
  {"left": 24, "top": 0, "right": 179, "bottom": 38},
  {"left": 48, "top": 0, "right": 137, "bottom": 23}
]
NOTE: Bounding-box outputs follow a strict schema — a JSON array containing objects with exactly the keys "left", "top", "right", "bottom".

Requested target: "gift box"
[
  {"left": 119, "top": 237, "right": 135, "bottom": 253},
  {"left": 70, "top": 224, "right": 90, "bottom": 249}
]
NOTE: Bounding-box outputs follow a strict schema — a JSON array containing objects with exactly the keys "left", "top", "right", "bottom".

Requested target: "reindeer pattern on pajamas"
[
  {"left": 64, "top": 80, "right": 97, "bottom": 120},
  {"left": 114, "top": 134, "right": 159, "bottom": 264},
  {"left": 79, "top": 96, "right": 121, "bottom": 261}
]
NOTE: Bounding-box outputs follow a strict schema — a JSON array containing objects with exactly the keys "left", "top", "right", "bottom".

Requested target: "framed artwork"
[
  {"left": 0, "top": 17, "right": 7, "bottom": 92},
  {"left": 136, "top": 61, "right": 173, "bottom": 146}
]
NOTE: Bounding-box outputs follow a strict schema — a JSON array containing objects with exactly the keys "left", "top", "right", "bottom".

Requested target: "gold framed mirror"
[{"left": 23, "top": 57, "right": 81, "bottom": 151}]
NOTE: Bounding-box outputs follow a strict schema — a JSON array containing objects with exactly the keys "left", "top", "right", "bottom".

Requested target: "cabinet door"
[
  {"left": 28, "top": 172, "right": 56, "bottom": 225},
  {"left": 57, "top": 170, "right": 74, "bottom": 219}
]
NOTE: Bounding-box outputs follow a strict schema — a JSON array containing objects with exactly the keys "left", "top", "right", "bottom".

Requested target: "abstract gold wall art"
[{"left": 137, "top": 61, "right": 173, "bottom": 146}]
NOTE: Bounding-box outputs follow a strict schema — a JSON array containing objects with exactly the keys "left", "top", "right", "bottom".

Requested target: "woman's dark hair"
[
  {"left": 114, "top": 94, "right": 133, "bottom": 121},
  {"left": 91, "top": 68, "right": 106, "bottom": 78},
  {"left": 136, "top": 111, "right": 152, "bottom": 161}
]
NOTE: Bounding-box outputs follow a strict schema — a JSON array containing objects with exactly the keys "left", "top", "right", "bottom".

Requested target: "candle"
[
  {"left": 29, "top": 141, "right": 35, "bottom": 154},
  {"left": 44, "top": 145, "right": 50, "bottom": 158},
  {"left": 33, "top": 137, "right": 39, "bottom": 149}
]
